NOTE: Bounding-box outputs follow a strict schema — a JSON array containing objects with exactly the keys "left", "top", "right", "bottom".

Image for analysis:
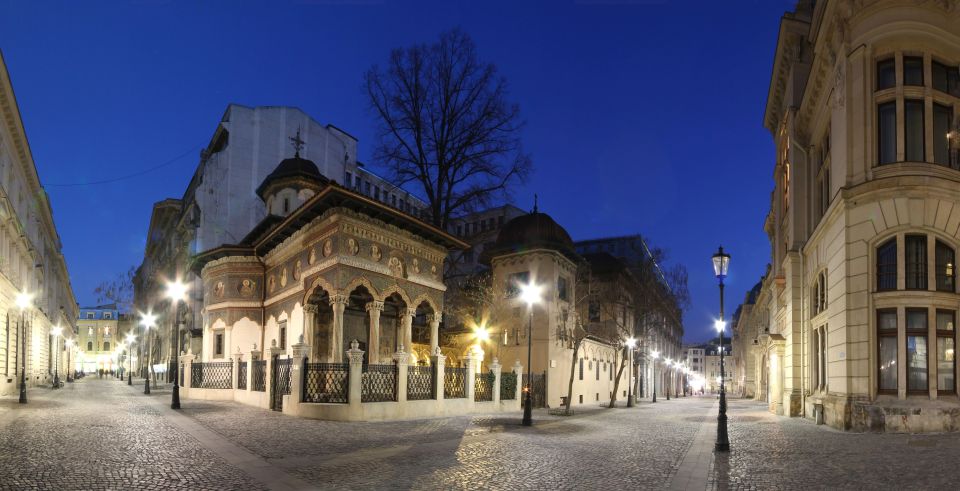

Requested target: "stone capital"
[
  {"left": 347, "top": 339, "right": 365, "bottom": 365},
  {"left": 303, "top": 304, "right": 320, "bottom": 314},
  {"left": 404, "top": 308, "right": 418, "bottom": 318},
  {"left": 429, "top": 312, "right": 443, "bottom": 324},
  {"left": 330, "top": 294, "right": 349, "bottom": 306},
  {"left": 365, "top": 300, "right": 385, "bottom": 313}
]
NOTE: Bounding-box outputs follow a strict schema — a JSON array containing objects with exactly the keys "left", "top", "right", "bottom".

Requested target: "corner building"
[{"left": 761, "top": 0, "right": 960, "bottom": 431}]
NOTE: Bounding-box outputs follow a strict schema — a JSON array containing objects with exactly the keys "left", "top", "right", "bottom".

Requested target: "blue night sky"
[{"left": 0, "top": 0, "right": 790, "bottom": 343}]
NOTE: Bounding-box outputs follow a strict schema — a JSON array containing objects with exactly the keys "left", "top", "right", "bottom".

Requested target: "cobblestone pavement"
[
  {"left": 9, "top": 380, "right": 960, "bottom": 490},
  {"left": 0, "top": 377, "right": 266, "bottom": 491},
  {"left": 709, "top": 398, "right": 960, "bottom": 490}
]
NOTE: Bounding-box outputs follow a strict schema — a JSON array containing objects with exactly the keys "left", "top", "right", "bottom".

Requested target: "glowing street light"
[
  {"left": 626, "top": 338, "right": 637, "bottom": 407},
  {"left": 126, "top": 333, "right": 135, "bottom": 385},
  {"left": 520, "top": 280, "right": 541, "bottom": 427},
  {"left": 713, "top": 245, "right": 732, "bottom": 452},
  {"left": 51, "top": 326, "right": 63, "bottom": 388},
  {"left": 651, "top": 350, "right": 660, "bottom": 403},
  {"left": 65, "top": 339, "right": 75, "bottom": 383},
  {"left": 16, "top": 291, "right": 32, "bottom": 404},
  {"left": 166, "top": 278, "right": 190, "bottom": 409}
]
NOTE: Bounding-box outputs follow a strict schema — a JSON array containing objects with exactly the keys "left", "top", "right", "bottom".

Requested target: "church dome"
[
  {"left": 256, "top": 155, "right": 328, "bottom": 200},
  {"left": 487, "top": 211, "right": 577, "bottom": 260}
]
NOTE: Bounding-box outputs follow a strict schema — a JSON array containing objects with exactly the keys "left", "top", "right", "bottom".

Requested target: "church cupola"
[{"left": 256, "top": 128, "right": 329, "bottom": 216}]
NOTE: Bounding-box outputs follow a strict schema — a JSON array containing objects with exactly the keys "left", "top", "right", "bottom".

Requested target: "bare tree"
[
  {"left": 365, "top": 28, "right": 532, "bottom": 230},
  {"left": 93, "top": 266, "right": 136, "bottom": 312}
]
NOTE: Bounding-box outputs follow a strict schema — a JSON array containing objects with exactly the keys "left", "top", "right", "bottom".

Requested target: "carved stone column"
[
  {"left": 402, "top": 308, "right": 416, "bottom": 364},
  {"left": 429, "top": 312, "right": 442, "bottom": 355},
  {"left": 491, "top": 357, "right": 502, "bottom": 405},
  {"left": 347, "top": 340, "right": 364, "bottom": 410},
  {"left": 329, "top": 294, "right": 347, "bottom": 363},
  {"left": 393, "top": 346, "right": 409, "bottom": 404},
  {"left": 302, "top": 304, "right": 319, "bottom": 360},
  {"left": 366, "top": 301, "right": 384, "bottom": 364}
]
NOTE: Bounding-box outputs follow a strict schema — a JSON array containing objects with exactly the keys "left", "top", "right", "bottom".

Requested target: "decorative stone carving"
[
  {"left": 347, "top": 238, "right": 360, "bottom": 255},
  {"left": 309, "top": 247, "right": 317, "bottom": 265},
  {"left": 430, "top": 264, "right": 437, "bottom": 277},
  {"left": 293, "top": 259, "right": 302, "bottom": 280},
  {"left": 214, "top": 281, "right": 225, "bottom": 298},
  {"left": 323, "top": 239, "right": 333, "bottom": 257},
  {"left": 388, "top": 256, "right": 404, "bottom": 277},
  {"left": 330, "top": 293, "right": 349, "bottom": 306},
  {"left": 238, "top": 279, "right": 256, "bottom": 297},
  {"left": 831, "top": 60, "right": 845, "bottom": 109},
  {"left": 268, "top": 275, "right": 276, "bottom": 294},
  {"left": 411, "top": 258, "right": 420, "bottom": 274},
  {"left": 370, "top": 244, "right": 382, "bottom": 261},
  {"left": 280, "top": 267, "right": 288, "bottom": 288},
  {"left": 365, "top": 300, "right": 385, "bottom": 313}
]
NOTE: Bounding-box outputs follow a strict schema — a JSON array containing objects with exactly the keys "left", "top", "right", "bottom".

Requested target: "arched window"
[
  {"left": 936, "top": 240, "right": 955, "bottom": 292},
  {"left": 877, "top": 239, "right": 897, "bottom": 291},
  {"left": 86, "top": 341, "right": 93, "bottom": 351},
  {"left": 812, "top": 271, "right": 827, "bottom": 316}
]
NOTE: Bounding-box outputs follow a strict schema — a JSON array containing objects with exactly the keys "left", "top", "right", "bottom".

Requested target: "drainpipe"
[{"left": 794, "top": 141, "right": 813, "bottom": 417}]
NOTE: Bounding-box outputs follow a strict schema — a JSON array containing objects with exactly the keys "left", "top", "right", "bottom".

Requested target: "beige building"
[
  {"left": 75, "top": 305, "right": 134, "bottom": 375},
  {"left": 0, "top": 50, "right": 78, "bottom": 396},
  {"left": 758, "top": 0, "right": 960, "bottom": 431}
]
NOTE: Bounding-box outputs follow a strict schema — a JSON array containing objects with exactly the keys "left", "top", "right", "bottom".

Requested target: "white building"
[{"left": 0, "top": 50, "right": 78, "bottom": 396}]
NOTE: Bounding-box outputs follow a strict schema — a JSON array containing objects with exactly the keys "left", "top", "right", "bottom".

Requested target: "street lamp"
[
  {"left": 626, "top": 337, "right": 637, "bottom": 407},
  {"left": 651, "top": 350, "right": 659, "bottom": 403},
  {"left": 713, "top": 245, "right": 731, "bottom": 452},
  {"left": 520, "top": 281, "right": 541, "bottom": 427},
  {"left": 51, "top": 326, "right": 63, "bottom": 388},
  {"left": 166, "top": 278, "right": 189, "bottom": 410},
  {"left": 140, "top": 312, "right": 157, "bottom": 395},
  {"left": 65, "top": 339, "right": 75, "bottom": 382},
  {"left": 117, "top": 341, "right": 126, "bottom": 380},
  {"left": 665, "top": 358, "right": 672, "bottom": 400},
  {"left": 126, "top": 333, "right": 135, "bottom": 385},
  {"left": 16, "top": 291, "right": 32, "bottom": 404}
]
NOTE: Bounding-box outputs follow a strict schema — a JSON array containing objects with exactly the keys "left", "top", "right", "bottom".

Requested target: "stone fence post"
[
  {"left": 180, "top": 353, "right": 195, "bottom": 396},
  {"left": 247, "top": 347, "right": 261, "bottom": 393},
  {"left": 513, "top": 360, "right": 523, "bottom": 404},
  {"left": 394, "top": 345, "right": 408, "bottom": 404},
  {"left": 347, "top": 340, "right": 364, "bottom": 410},
  {"left": 432, "top": 349, "right": 446, "bottom": 402},
  {"left": 464, "top": 353, "right": 476, "bottom": 406},
  {"left": 289, "top": 337, "right": 310, "bottom": 414},
  {"left": 231, "top": 351, "right": 243, "bottom": 391},
  {"left": 266, "top": 341, "right": 283, "bottom": 407},
  {"left": 491, "top": 357, "right": 502, "bottom": 405}
]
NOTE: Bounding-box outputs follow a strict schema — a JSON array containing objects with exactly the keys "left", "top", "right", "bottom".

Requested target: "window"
[
  {"left": 87, "top": 341, "right": 93, "bottom": 351},
  {"left": 906, "top": 308, "right": 929, "bottom": 393},
  {"left": 932, "top": 60, "right": 960, "bottom": 96},
  {"left": 391, "top": 195, "right": 397, "bottom": 207},
  {"left": 505, "top": 271, "right": 530, "bottom": 298},
  {"left": 588, "top": 301, "right": 600, "bottom": 322},
  {"left": 354, "top": 175, "right": 361, "bottom": 189},
  {"left": 374, "top": 186, "right": 380, "bottom": 200},
  {"left": 103, "top": 341, "right": 110, "bottom": 351},
  {"left": 936, "top": 240, "right": 955, "bottom": 292},
  {"left": 933, "top": 104, "right": 953, "bottom": 167},
  {"left": 596, "top": 360, "right": 600, "bottom": 380},
  {"left": 812, "top": 325, "right": 827, "bottom": 391},
  {"left": 812, "top": 271, "right": 827, "bottom": 316},
  {"left": 283, "top": 198, "right": 290, "bottom": 214},
  {"left": 456, "top": 225, "right": 462, "bottom": 236},
  {"left": 878, "top": 102, "right": 897, "bottom": 165},
  {"left": 215, "top": 332, "right": 224, "bottom": 357},
  {"left": 904, "top": 100, "right": 925, "bottom": 162},
  {"left": 937, "top": 310, "right": 955, "bottom": 394},
  {"left": 877, "top": 309, "right": 898, "bottom": 393},
  {"left": 557, "top": 276, "right": 568, "bottom": 302},
  {"left": 103, "top": 312, "right": 112, "bottom": 319},
  {"left": 906, "top": 235, "right": 928, "bottom": 290},
  {"left": 279, "top": 321, "right": 287, "bottom": 350},
  {"left": 903, "top": 56, "right": 924, "bottom": 86},
  {"left": 877, "top": 238, "right": 897, "bottom": 291},
  {"left": 364, "top": 181, "right": 371, "bottom": 195},
  {"left": 86, "top": 312, "right": 95, "bottom": 319},
  {"left": 877, "top": 58, "right": 896, "bottom": 90},
  {"left": 579, "top": 358, "right": 583, "bottom": 380},
  {"left": 345, "top": 171, "right": 352, "bottom": 186}
]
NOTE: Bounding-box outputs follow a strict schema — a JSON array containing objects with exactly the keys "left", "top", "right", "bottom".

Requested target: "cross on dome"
[{"left": 289, "top": 127, "right": 305, "bottom": 157}]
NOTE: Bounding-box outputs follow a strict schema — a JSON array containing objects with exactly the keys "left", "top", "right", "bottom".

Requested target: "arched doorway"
[
  {"left": 305, "top": 287, "right": 334, "bottom": 362},
  {"left": 380, "top": 293, "right": 407, "bottom": 362},
  {"left": 344, "top": 285, "right": 374, "bottom": 363},
  {"left": 410, "top": 301, "right": 434, "bottom": 365}
]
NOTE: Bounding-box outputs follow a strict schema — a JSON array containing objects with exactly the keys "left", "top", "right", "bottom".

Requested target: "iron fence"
[
  {"left": 474, "top": 372, "right": 493, "bottom": 402},
  {"left": 252, "top": 360, "right": 266, "bottom": 392},
  {"left": 179, "top": 362, "right": 184, "bottom": 386},
  {"left": 361, "top": 364, "right": 397, "bottom": 402},
  {"left": 303, "top": 361, "right": 349, "bottom": 403},
  {"left": 444, "top": 367, "right": 467, "bottom": 399},
  {"left": 271, "top": 357, "right": 292, "bottom": 411},
  {"left": 407, "top": 365, "right": 434, "bottom": 400},
  {"left": 500, "top": 371, "right": 517, "bottom": 400},
  {"left": 237, "top": 361, "right": 247, "bottom": 390},
  {"left": 191, "top": 361, "right": 233, "bottom": 389}
]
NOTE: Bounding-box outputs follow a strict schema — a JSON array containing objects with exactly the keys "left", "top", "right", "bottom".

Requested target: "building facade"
[
  {"left": 0, "top": 50, "right": 78, "bottom": 396},
  {"left": 75, "top": 304, "right": 134, "bottom": 375},
  {"left": 760, "top": 0, "right": 960, "bottom": 431}
]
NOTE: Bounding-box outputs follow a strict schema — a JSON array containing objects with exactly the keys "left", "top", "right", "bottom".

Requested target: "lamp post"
[
  {"left": 626, "top": 338, "right": 636, "bottom": 407},
  {"left": 520, "top": 281, "right": 541, "bottom": 427},
  {"left": 140, "top": 312, "right": 157, "bottom": 395},
  {"left": 651, "top": 350, "right": 659, "bottom": 403},
  {"left": 166, "top": 279, "right": 189, "bottom": 410},
  {"left": 65, "top": 339, "right": 74, "bottom": 382},
  {"left": 51, "top": 326, "right": 63, "bottom": 388},
  {"left": 17, "top": 292, "right": 32, "bottom": 404},
  {"left": 713, "top": 245, "right": 731, "bottom": 452},
  {"left": 126, "top": 333, "right": 135, "bottom": 385},
  {"left": 665, "top": 359, "right": 672, "bottom": 400}
]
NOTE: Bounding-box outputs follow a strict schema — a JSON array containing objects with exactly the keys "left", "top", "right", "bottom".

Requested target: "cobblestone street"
[{"left": 6, "top": 378, "right": 960, "bottom": 490}]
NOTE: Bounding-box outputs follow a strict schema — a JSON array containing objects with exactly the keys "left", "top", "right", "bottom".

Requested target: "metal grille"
[
  {"left": 361, "top": 364, "right": 397, "bottom": 402},
  {"left": 179, "top": 362, "right": 184, "bottom": 386},
  {"left": 252, "top": 360, "right": 266, "bottom": 392},
  {"left": 303, "top": 361, "right": 348, "bottom": 403},
  {"left": 500, "top": 371, "right": 517, "bottom": 400},
  {"left": 191, "top": 361, "right": 233, "bottom": 389},
  {"left": 407, "top": 365, "right": 434, "bottom": 400},
  {"left": 237, "top": 361, "right": 247, "bottom": 390},
  {"left": 522, "top": 371, "right": 547, "bottom": 408},
  {"left": 474, "top": 372, "right": 493, "bottom": 402},
  {"left": 444, "top": 367, "right": 467, "bottom": 399},
  {"left": 271, "top": 357, "right": 291, "bottom": 411}
]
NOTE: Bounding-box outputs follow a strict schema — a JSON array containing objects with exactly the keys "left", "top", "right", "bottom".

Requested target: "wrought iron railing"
[
  {"left": 444, "top": 367, "right": 467, "bottom": 399},
  {"left": 252, "top": 360, "right": 266, "bottom": 392},
  {"left": 237, "top": 361, "right": 247, "bottom": 390},
  {"left": 407, "top": 365, "right": 434, "bottom": 400},
  {"left": 361, "top": 364, "right": 397, "bottom": 403},
  {"left": 271, "top": 357, "right": 291, "bottom": 411},
  {"left": 179, "top": 362, "right": 184, "bottom": 386},
  {"left": 474, "top": 371, "right": 493, "bottom": 402},
  {"left": 303, "top": 361, "right": 349, "bottom": 403},
  {"left": 500, "top": 371, "right": 517, "bottom": 400},
  {"left": 190, "top": 361, "right": 233, "bottom": 389}
]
